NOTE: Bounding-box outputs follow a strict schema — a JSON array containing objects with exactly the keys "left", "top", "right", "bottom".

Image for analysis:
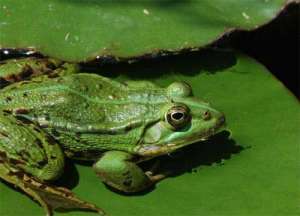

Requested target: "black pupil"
[{"left": 172, "top": 112, "right": 184, "bottom": 121}]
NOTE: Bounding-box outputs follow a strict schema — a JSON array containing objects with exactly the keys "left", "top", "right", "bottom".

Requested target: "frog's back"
[
  {"left": 0, "top": 74, "right": 167, "bottom": 138},
  {"left": 0, "top": 73, "right": 126, "bottom": 108}
]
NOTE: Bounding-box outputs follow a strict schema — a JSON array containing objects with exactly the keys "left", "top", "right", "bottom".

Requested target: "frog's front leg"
[
  {"left": 93, "top": 151, "right": 165, "bottom": 192},
  {"left": 0, "top": 113, "right": 104, "bottom": 215}
]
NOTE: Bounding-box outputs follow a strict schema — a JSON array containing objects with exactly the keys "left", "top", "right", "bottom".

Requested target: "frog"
[{"left": 0, "top": 57, "right": 225, "bottom": 215}]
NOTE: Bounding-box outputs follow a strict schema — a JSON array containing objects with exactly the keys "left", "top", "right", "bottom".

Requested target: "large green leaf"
[
  {"left": 1, "top": 50, "right": 299, "bottom": 215},
  {"left": 0, "top": 0, "right": 289, "bottom": 61}
]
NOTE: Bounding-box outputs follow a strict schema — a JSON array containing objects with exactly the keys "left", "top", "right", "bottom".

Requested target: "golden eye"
[{"left": 166, "top": 105, "right": 191, "bottom": 129}]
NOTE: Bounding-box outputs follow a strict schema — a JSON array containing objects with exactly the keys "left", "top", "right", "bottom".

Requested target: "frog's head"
[{"left": 136, "top": 82, "right": 225, "bottom": 157}]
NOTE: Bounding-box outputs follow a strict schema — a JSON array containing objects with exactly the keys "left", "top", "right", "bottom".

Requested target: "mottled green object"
[
  {"left": 0, "top": 57, "right": 224, "bottom": 215},
  {"left": 0, "top": 0, "right": 289, "bottom": 61},
  {"left": 0, "top": 51, "right": 299, "bottom": 216}
]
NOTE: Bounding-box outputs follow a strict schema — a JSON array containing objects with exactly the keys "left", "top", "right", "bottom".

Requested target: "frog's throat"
[{"left": 135, "top": 119, "right": 225, "bottom": 157}]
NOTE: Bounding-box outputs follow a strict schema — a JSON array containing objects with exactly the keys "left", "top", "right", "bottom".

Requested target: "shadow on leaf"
[
  {"left": 53, "top": 158, "right": 80, "bottom": 189},
  {"left": 81, "top": 49, "right": 237, "bottom": 79},
  {"left": 153, "top": 130, "right": 244, "bottom": 177},
  {"left": 109, "top": 130, "right": 244, "bottom": 196}
]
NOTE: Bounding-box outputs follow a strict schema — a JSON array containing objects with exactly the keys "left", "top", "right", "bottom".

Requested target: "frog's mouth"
[{"left": 136, "top": 115, "right": 225, "bottom": 157}]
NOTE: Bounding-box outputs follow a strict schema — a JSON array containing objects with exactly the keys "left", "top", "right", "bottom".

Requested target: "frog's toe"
[
  {"left": 24, "top": 177, "right": 105, "bottom": 215},
  {"left": 145, "top": 160, "right": 170, "bottom": 183},
  {"left": 145, "top": 171, "right": 168, "bottom": 183}
]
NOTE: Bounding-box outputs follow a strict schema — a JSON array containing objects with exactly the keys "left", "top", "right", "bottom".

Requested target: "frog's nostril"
[
  {"left": 203, "top": 111, "right": 211, "bottom": 120},
  {"left": 219, "top": 115, "right": 225, "bottom": 125}
]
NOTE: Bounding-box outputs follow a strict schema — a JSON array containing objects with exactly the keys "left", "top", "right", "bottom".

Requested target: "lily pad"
[
  {"left": 0, "top": 50, "right": 299, "bottom": 215},
  {"left": 0, "top": 0, "right": 291, "bottom": 61}
]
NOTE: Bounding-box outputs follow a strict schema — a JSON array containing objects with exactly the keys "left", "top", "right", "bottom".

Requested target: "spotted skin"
[{"left": 0, "top": 112, "right": 104, "bottom": 215}]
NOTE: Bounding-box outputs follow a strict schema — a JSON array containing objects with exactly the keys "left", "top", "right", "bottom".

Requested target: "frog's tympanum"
[{"left": 0, "top": 58, "right": 225, "bottom": 215}]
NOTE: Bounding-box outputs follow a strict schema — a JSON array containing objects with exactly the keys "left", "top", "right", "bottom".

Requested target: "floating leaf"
[{"left": 0, "top": 0, "right": 290, "bottom": 61}]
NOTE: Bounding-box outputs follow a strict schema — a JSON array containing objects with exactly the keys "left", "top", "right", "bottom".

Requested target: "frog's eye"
[{"left": 166, "top": 105, "right": 191, "bottom": 130}]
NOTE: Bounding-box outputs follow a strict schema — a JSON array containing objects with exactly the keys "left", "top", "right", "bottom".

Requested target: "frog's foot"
[
  {"left": 0, "top": 163, "right": 105, "bottom": 216},
  {"left": 23, "top": 175, "right": 105, "bottom": 215},
  {"left": 144, "top": 160, "right": 169, "bottom": 183},
  {"left": 93, "top": 151, "right": 166, "bottom": 193},
  {"left": 145, "top": 171, "right": 167, "bottom": 182}
]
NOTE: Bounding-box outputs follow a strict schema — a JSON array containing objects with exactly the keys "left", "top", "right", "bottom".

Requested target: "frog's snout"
[
  {"left": 203, "top": 109, "right": 226, "bottom": 129},
  {"left": 215, "top": 113, "right": 226, "bottom": 131},
  {"left": 202, "top": 109, "right": 225, "bottom": 123}
]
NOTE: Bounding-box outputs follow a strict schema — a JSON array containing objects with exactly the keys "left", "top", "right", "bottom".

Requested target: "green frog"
[{"left": 0, "top": 57, "right": 225, "bottom": 215}]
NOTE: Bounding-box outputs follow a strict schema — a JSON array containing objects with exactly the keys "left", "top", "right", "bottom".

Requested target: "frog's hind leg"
[
  {"left": 0, "top": 57, "right": 62, "bottom": 88},
  {"left": 0, "top": 162, "right": 53, "bottom": 214},
  {"left": 0, "top": 164, "right": 103, "bottom": 216},
  {"left": 0, "top": 113, "right": 104, "bottom": 215},
  {"left": 0, "top": 57, "right": 79, "bottom": 88}
]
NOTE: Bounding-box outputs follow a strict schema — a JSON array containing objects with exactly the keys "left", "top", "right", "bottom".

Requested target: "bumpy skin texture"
[{"left": 0, "top": 58, "right": 225, "bottom": 215}]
